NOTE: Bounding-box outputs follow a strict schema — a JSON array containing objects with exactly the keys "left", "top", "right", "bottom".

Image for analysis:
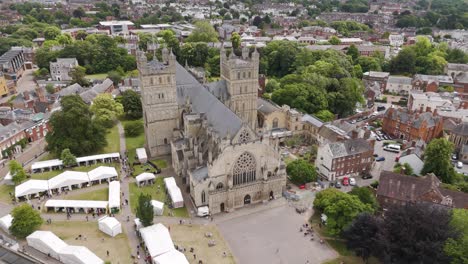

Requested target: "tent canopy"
[
  {"left": 26, "top": 231, "right": 68, "bottom": 259},
  {"left": 0, "top": 214, "right": 13, "bottom": 233},
  {"left": 108, "top": 181, "right": 120, "bottom": 209},
  {"left": 48, "top": 171, "right": 89, "bottom": 189},
  {"left": 31, "top": 159, "right": 63, "bottom": 170},
  {"left": 98, "top": 216, "right": 122, "bottom": 237},
  {"left": 45, "top": 200, "right": 108, "bottom": 209},
  {"left": 153, "top": 249, "right": 189, "bottom": 264},
  {"left": 136, "top": 148, "right": 147, "bottom": 163},
  {"left": 151, "top": 200, "right": 164, "bottom": 216},
  {"left": 163, "top": 177, "right": 177, "bottom": 189},
  {"left": 59, "top": 245, "right": 104, "bottom": 264},
  {"left": 76, "top": 153, "right": 119, "bottom": 163},
  {"left": 140, "top": 224, "right": 174, "bottom": 258},
  {"left": 136, "top": 173, "right": 155, "bottom": 183},
  {"left": 87, "top": 166, "right": 118, "bottom": 181},
  {"left": 15, "top": 180, "right": 49, "bottom": 198}
]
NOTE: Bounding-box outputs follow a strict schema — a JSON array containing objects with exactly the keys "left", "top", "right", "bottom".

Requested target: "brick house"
[
  {"left": 377, "top": 171, "right": 468, "bottom": 209},
  {"left": 382, "top": 107, "right": 443, "bottom": 143},
  {"left": 316, "top": 138, "right": 374, "bottom": 181}
]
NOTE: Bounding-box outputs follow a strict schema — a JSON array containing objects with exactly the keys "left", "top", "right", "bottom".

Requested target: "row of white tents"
[
  {"left": 163, "top": 177, "right": 184, "bottom": 208},
  {"left": 44, "top": 180, "right": 121, "bottom": 214},
  {"left": 14, "top": 166, "right": 118, "bottom": 200},
  {"left": 30, "top": 153, "right": 120, "bottom": 173},
  {"left": 27, "top": 231, "right": 103, "bottom": 264},
  {"left": 140, "top": 223, "right": 189, "bottom": 264}
]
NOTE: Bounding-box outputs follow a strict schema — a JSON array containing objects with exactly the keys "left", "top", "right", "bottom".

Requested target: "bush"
[
  {"left": 286, "top": 159, "right": 317, "bottom": 185},
  {"left": 124, "top": 121, "right": 144, "bottom": 137},
  {"left": 370, "top": 180, "right": 379, "bottom": 189}
]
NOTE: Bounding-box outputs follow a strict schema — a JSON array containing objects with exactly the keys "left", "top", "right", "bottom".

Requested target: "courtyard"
[{"left": 218, "top": 204, "right": 338, "bottom": 264}]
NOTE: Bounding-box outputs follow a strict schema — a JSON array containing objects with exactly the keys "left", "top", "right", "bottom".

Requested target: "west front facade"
[{"left": 138, "top": 46, "right": 286, "bottom": 214}]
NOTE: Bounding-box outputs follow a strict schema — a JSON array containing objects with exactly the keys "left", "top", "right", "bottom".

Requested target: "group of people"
[{"left": 299, "top": 223, "right": 324, "bottom": 244}]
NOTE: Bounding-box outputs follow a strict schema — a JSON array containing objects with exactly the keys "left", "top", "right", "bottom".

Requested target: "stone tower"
[
  {"left": 137, "top": 48, "right": 178, "bottom": 157},
  {"left": 220, "top": 46, "right": 259, "bottom": 130}
]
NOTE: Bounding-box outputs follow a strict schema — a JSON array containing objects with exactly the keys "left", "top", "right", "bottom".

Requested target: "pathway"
[{"left": 0, "top": 139, "right": 47, "bottom": 178}]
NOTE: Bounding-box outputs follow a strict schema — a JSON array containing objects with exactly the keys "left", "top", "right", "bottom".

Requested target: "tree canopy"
[
  {"left": 136, "top": 193, "right": 153, "bottom": 227},
  {"left": 348, "top": 187, "right": 379, "bottom": 211},
  {"left": 186, "top": 21, "right": 218, "bottom": 43},
  {"left": 421, "top": 138, "right": 456, "bottom": 184},
  {"left": 444, "top": 209, "right": 468, "bottom": 264},
  {"left": 121, "top": 90, "right": 143, "bottom": 119},
  {"left": 286, "top": 159, "right": 317, "bottom": 185},
  {"left": 46, "top": 95, "right": 107, "bottom": 156},
  {"left": 393, "top": 162, "right": 415, "bottom": 176},
  {"left": 9, "top": 160, "right": 26, "bottom": 185},
  {"left": 10, "top": 204, "right": 43, "bottom": 238},
  {"left": 61, "top": 148, "right": 77, "bottom": 167},
  {"left": 90, "top": 94, "right": 124, "bottom": 128}
]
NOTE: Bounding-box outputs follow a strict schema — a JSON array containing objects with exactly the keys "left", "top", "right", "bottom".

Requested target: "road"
[
  {"left": 0, "top": 69, "right": 36, "bottom": 104},
  {"left": 0, "top": 138, "right": 47, "bottom": 178}
]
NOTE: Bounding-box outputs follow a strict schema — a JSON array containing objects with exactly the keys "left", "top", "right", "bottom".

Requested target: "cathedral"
[{"left": 137, "top": 46, "right": 286, "bottom": 214}]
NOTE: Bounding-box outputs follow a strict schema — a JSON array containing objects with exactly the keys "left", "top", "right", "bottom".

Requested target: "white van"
[
  {"left": 197, "top": 206, "right": 210, "bottom": 217},
  {"left": 383, "top": 144, "right": 401, "bottom": 153}
]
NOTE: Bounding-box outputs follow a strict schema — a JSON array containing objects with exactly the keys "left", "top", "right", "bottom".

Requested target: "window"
[
  {"left": 163, "top": 138, "right": 168, "bottom": 144},
  {"left": 248, "top": 72, "right": 251, "bottom": 78},
  {"left": 239, "top": 130, "right": 251, "bottom": 143},
  {"left": 216, "top": 183, "right": 223, "bottom": 190},
  {"left": 237, "top": 72, "right": 241, "bottom": 79},
  {"left": 233, "top": 152, "right": 256, "bottom": 186},
  {"left": 243, "top": 72, "right": 246, "bottom": 78},
  {"left": 167, "top": 76, "right": 171, "bottom": 83},
  {"left": 201, "top": 191, "right": 206, "bottom": 204},
  {"left": 272, "top": 118, "right": 279, "bottom": 129},
  {"left": 159, "top": 77, "right": 162, "bottom": 83}
]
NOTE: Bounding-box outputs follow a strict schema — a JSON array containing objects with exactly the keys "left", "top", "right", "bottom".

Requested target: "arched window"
[
  {"left": 233, "top": 152, "right": 256, "bottom": 186},
  {"left": 201, "top": 191, "right": 206, "bottom": 204},
  {"left": 242, "top": 103, "right": 245, "bottom": 111},
  {"left": 216, "top": 183, "right": 223, "bottom": 190},
  {"left": 243, "top": 72, "right": 246, "bottom": 78},
  {"left": 272, "top": 118, "right": 279, "bottom": 129},
  {"left": 237, "top": 72, "right": 241, "bottom": 79},
  {"left": 164, "top": 138, "right": 168, "bottom": 144},
  {"left": 248, "top": 72, "right": 251, "bottom": 78},
  {"left": 159, "top": 77, "right": 162, "bottom": 83},
  {"left": 167, "top": 76, "right": 171, "bottom": 83}
]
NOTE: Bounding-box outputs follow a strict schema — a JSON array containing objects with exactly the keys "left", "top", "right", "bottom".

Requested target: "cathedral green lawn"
[
  {"left": 64, "top": 187, "right": 108, "bottom": 201},
  {"left": 129, "top": 178, "right": 189, "bottom": 218},
  {"left": 0, "top": 184, "right": 14, "bottom": 203},
  {"left": 85, "top": 73, "right": 108, "bottom": 80}
]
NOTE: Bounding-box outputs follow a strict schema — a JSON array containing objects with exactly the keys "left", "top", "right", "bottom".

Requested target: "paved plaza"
[{"left": 218, "top": 204, "right": 338, "bottom": 264}]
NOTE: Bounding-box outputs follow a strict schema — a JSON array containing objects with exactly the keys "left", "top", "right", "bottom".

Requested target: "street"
[{"left": 0, "top": 69, "right": 36, "bottom": 104}]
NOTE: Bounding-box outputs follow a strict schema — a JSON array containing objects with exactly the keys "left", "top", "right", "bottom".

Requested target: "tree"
[
  {"left": 45, "top": 83, "right": 55, "bottom": 94},
  {"left": 43, "top": 26, "right": 61, "bottom": 40},
  {"left": 348, "top": 187, "right": 379, "bottom": 211},
  {"left": 10, "top": 204, "right": 43, "bottom": 238},
  {"left": 136, "top": 193, "right": 153, "bottom": 227},
  {"left": 70, "top": 66, "right": 89, "bottom": 87},
  {"left": 231, "top": 32, "right": 241, "bottom": 50},
  {"left": 72, "top": 7, "right": 85, "bottom": 18},
  {"left": 121, "top": 90, "right": 143, "bottom": 119},
  {"left": 252, "top": 16, "right": 263, "bottom": 27},
  {"left": 124, "top": 120, "right": 144, "bottom": 137},
  {"left": 390, "top": 48, "right": 416, "bottom": 74},
  {"left": 329, "top": 36, "right": 341, "bottom": 45},
  {"left": 75, "top": 30, "right": 88, "bottom": 41},
  {"left": 265, "top": 79, "right": 280, "bottom": 93},
  {"left": 186, "top": 21, "right": 218, "bottom": 43},
  {"left": 315, "top": 110, "right": 335, "bottom": 122},
  {"left": 421, "top": 138, "right": 456, "bottom": 184},
  {"left": 9, "top": 160, "right": 26, "bottom": 185},
  {"left": 343, "top": 213, "right": 382, "bottom": 263},
  {"left": 46, "top": 95, "right": 107, "bottom": 156},
  {"left": 314, "top": 188, "right": 373, "bottom": 235},
  {"left": 286, "top": 159, "right": 317, "bottom": 185},
  {"left": 393, "top": 162, "right": 414, "bottom": 175},
  {"left": 107, "top": 70, "right": 123, "bottom": 86},
  {"left": 34, "top": 68, "right": 49, "bottom": 78},
  {"left": 90, "top": 94, "right": 124, "bottom": 128},
  {"left": 61, "top": 148, "right": 77, "bottom": 167},
  {"left": 347, "top": 44, "right": 359, "bottom": 62},
  {"left": 444, "top": 209, "right": 468, "bottom": 264}
]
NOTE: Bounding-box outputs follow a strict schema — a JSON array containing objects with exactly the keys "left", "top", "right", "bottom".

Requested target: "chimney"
[
  {"left": 351, "top": 130, "right": 358, "bottom": 139},
  {"left": 419, "top": 106, "right": 423, "bottom": 113},
  {"left": 426, "top": 106, "right": 431, "bottom": 112}
]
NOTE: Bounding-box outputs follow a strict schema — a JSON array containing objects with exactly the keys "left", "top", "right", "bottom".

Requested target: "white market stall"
[
  {"left": 153, "top": 249, "right": 189, "bottom": 264},
  {"left": 0, "top": 214, "right": 12, "bottom": 233},
  {"left": 134, "top": 218, "right": 142, "bottom": 231},
  {"left": 31, "top": 159, "right": 63, "bottom": 173},
  {"left": 26, "top": 231, "right": 68, "bottom": 259},
  {"left": 15, "top": 180, "right": 49, "bottom": 200},
  {"left": 140, "top": 224, "right": 174, "bottom": 258},
  {"left": 136, "top": 148, "right": 148, "bottom": 164},
  {"left": 163, "top": 177, "right": 184, "bottom": 208},
  {"left": 59, "top": 245, "right": 104, "bottom": 264},
  {"left": 76, "top": 152, "right": 120, "bottom": 166},
  {"left": 45, "top": 200, "right": 108, "bottom": 214},
  {"left": 98, "top": 216, "right": 122, "bottom": 237},
  {"left": 47, "top": 171, "right": 89, "bottom": 194},
  {"left": 151, "top": 200, "right": 164, "bottom": 216},
  {"left": 87, "top": 166, "right": 118, "bottom": 185},
  {"left": 136, "top": 173, "right": 155, "bottom": 187},
  {"left": 108, "top": 180, "right": 120, "bottom": 212},
  {"left": 3, "top": 171, "right": 14, "bottom": 186}
]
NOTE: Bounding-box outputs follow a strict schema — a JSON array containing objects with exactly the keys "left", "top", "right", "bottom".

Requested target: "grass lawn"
[
  {"left": 122, "top": 118, "right": 145, "bottom": 165},
  {"left": 85, "top": 73, "right": 108, "bottom": 80},
  {"left": 64, "top": 187, "right": 108, "bottom": 201},
  {"left": 0, "top": 184, "right": 14, "bottom": 203},
  {"left": 129, "top": 178, "right": 189, "bottom": 218},
  {"left": 101, "top": 124, "right": 120, "bottom": 154},
  {"left": 40, "top": 221, "right": 132, "bottom": 264},
  {"left": 167, "top": 223, "right": 235, "bottom": 264}
]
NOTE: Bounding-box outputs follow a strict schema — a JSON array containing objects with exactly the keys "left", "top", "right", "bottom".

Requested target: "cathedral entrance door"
[
  {"left": 244, "top": 195, "right": 251, "bottom": 205},
  {"left": 220, "top": 203, "right": 225, "bottom": 212}
]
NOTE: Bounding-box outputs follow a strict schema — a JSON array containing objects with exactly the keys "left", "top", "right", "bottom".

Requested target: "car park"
[
  {"left": 457, "top": 161, "right": 463, "bottom": 168},
  {"left": 342, "top": 177, "right": 349, "bottom": 186},
  {"left": 362, "top": 173, "right": 373, "bottom": 179},
  {"left": 376, "top": 156, "right": 385, "bottom": 162},
  {"left": 335, "top": 181, "right": 342, "bottom": 188},
  {"left": 349, "top": 178, "right": 356, "bottom": 186},
  {"left": 376, "top": 136, "right": 381, "bottom": 141}
]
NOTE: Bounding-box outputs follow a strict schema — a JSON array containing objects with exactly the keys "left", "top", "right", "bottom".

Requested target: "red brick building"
[{"left": 382, "top": 107, "right": 443, "bottom": 143}]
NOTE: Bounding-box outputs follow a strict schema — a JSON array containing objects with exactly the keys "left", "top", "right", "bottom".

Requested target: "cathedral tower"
[
  {"left": 220, "top": 46, "right": 259, "bottom": 130},
  {"left": 137, "top": 48, "right": 178, "bottom": 157}
]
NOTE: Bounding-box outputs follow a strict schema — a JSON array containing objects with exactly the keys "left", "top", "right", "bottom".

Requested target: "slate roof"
[
  {"left": 206, "top": 80, "right": 229, "bottom": 102},
  {"left": 318, "top": 124, "right": 349, "bottom": 142},
  {"left": 92, "top": 78, "right": 113, "bottom": 93},
  {"left": 328, "top": 138, "right": 372, "bottom": 158},
  {"left": 301, "top": 114, "right": 324, "bottom": 128},
  {"left": 79, "top": 89, "right": 98, "bottom": 104},
  {"left": 257, "top": 98, "right": 280, "bottom": 115},
  {"left": 385, "top": 108, "right": 441, "bottom": 129},
  {"left": 398, "top": 154, "right": 423, "bottom": 175},
  {"left": 191, "top": 166, "right": 209, "bottom": 183},
  {"left": 377, "top": 171, "right": 468, "bottom": 209},
  {"left": 447, "top": 63, "right": 468, "bottom": 72},
  {"left": 175, "top": 63, "right": 242, "bottom": 139},
  {"left": 387, "top": 76, "right": 412, "bottom": 85},
  {"left": 452, "top": 122, "right": 468, "bottom": 136},
  {"left": 58, "top": 83, "right": 84, "bottom": 96}
]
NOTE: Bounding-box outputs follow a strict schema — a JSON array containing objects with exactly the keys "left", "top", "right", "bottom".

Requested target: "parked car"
[
  {"left": 342, "top": 177, "right": 349, "bottom": 186},
  {"left": 362, "top": 173, "right": 373, "bottom": 179},
  {"left": 376, "top": 136, "right": 382, "bottom": 141},
  {"left": 377, "top": 106, "right": 386, "bottom": 111},
  {"left": 452, "top": 154, "right": 458, "bottom": 160},
  {"left": 335, "top": 181, "right": 342, "bottom": 188},
  {"left": 349, "top": 177, "right": 356, "bottom": 186},
  {"left": 376, "top": 156, "right": 385, "bottom": 162},
  {"left": 457, "top": 161, "right": 463, "bottom": 168},
  {"left": 373, "top": 154, "right": 379, "bottom": 157}
]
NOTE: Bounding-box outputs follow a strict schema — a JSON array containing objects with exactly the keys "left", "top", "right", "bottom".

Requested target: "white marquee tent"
[
  {"left": 164, "top": 177, "right": 184, "bottom": 208},
  {"left": 153, "top": 249, "right": 189, "bottom": 264},
  {"left": 98, "top": 216, "right": 122, "bottom": 237},
  {"left": 108, "top": 180, "right": 120, "bottom": 211},
  {"left": 87, "top": 166, "right": 118, "bottom": 184},
  {"left": 163, "top": 177, "right": 177, "bottom": 189},
  {"left": 31, "top": 159, "right": 63, "bottom": 172},
  {"left": 136, "top": 148, "right": 148, "bottom": 163},
  {"left": 48, "top": 171, "right": 89, "bottom": 191},
  {"left": 151, "top": 200, "right": 164, "bottom": 216},
  {"left": 0, "top": 214, "right": 12, "bottom": 233},
  {"left": 45, "top": 200, "right": 108, "bottom": 213},
  {"left": 3, "top": 171, "right": 14, "bottom": 186},
  {"left": 136, "top": 173, "right": 155, "bottom": 187},
  {"left": 59, "top": 245, "right": 104, "bottom": 264},
  {"left": 26, "top": 231, "right": 68, "bottom": 259},
  {"left": 15, "top": 180, "right": 49, "bottom": 199},
  {"left": 140, "top": 224, "right": 174, "bottom": 258}
]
